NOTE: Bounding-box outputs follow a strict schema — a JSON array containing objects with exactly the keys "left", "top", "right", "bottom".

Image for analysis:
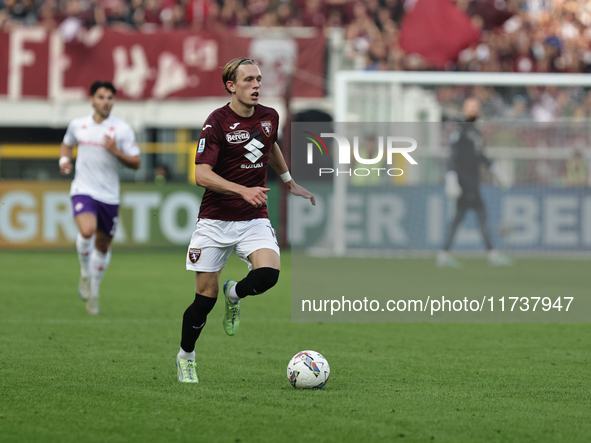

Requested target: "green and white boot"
[
  {"left": 436, "top": 251, "right": 462, "bottom": 269},
  {"left": 488, "top": 251, "right": 514, "bottom": 267},
  {"left": 176, "top": 356, "right": 198, "bottom": 383},
  {"left": 78, "top": 275, "right": 90, "bottom": 301},
  {"left": 222, "top": 280, "right": 240, "bottom": 336}
]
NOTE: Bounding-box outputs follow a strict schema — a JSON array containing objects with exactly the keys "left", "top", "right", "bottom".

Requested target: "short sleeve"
[
  {"left": 195, "top": 120, "right": 222, "bottom": 167},
  {"left": 273, "top": 110, "right": 279, "bottom": 144},
  {"left": 118, "top": 125, "right": 140, "bottom": 156},
  {"left": 63, "top": 121, "right": 77, "bottom": 147}
]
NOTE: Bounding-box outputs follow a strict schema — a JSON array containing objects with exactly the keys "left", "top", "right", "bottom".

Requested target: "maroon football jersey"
[{"left": 195, "top": 103, "right": 279, "bottom": 221}]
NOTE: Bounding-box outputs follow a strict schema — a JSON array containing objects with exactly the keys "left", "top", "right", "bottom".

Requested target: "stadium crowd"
[
  {"left": 3, "top": 0, "right": 591, "bottom": 122},
  {"left": 1, "top": 0, "right": 590, "bottom": 75}
]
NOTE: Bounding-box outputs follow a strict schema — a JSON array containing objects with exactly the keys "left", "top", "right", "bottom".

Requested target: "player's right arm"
[
  {"left": 444, "top": 128, "right": 462, "bottom": 198},
  {"left": 195, "top": 163, "right": 270, "bottom": 208},
  {"left": 59, "top": 121, "right": 77, "bottom": 175},
  {"left": 59, "top": 142, "right": 74, "bottom": 175}
]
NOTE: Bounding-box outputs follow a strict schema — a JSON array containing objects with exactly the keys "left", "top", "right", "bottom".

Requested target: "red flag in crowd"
[{"left": 399, "top": 0, "right": 480, "bottom": 66}]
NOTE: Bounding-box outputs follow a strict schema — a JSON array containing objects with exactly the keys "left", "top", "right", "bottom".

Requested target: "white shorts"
[{"left": 186, "top": 218, "right": 280, "bottom": 272}]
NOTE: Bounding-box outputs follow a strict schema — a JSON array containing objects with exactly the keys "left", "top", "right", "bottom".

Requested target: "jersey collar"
[
  {"left": 90, "top": 112, "right": 115, "bottom": 125},
  {"left": 225, "top": 103, "right": 258, "bottom": 121}
]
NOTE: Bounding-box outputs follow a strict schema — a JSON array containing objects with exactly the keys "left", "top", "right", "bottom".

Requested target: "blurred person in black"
[
  {"left": 564, "top": 150, "right": 588, "bottom": 187},
  {"left": 437, "top": 97, "right": 513, "bottom": 268}
]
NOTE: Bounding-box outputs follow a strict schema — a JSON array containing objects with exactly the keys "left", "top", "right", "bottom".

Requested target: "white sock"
[
  {"left": 228, "top": 283, "right": 240, "bottom": 304},
  {"left": 76, "top": 233, "right": 94, "bottom": 277},
  {"left": 178, "top": 347, "right": 195, "bottom": 361},
  {"left": 90, "top": 248, "right": 111, "bottom": 296},
  {"left": 437, "top": 251, "right": 450, "bottom": 262}
]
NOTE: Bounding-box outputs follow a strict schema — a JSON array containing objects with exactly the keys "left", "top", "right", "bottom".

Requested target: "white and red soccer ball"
[{"left": 287, "top": 350, "right": 330, "bottom": 389}]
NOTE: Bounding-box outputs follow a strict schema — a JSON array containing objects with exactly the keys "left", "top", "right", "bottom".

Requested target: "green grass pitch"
[{"left": 1, "top": 249, "right": 590, "bottom": 442}]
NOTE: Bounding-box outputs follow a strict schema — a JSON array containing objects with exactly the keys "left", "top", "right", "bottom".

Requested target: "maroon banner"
[
  {"left": 0, "top": 27, "right": 325, "bottom": 100},
  {"left": 0, "top": 31, "right": 8, "bottom": 97},
  {"left": 399, "top": 0, "right": 480, "bottom": 66}
]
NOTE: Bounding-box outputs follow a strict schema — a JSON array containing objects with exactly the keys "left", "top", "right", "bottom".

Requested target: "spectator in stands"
[
  {"left": 276, "top": 2, "right": 296, "bottom": 26},
  {"left": 365, "top": 35, "right": 388, "bottom": 71},
  {"left": 344, "top": 2, "right": 381, "bottom": 69},
  {"left": 141, "top": 0, "right": 164, "bottom": 28},
  {"left": 36, "top": 1, "right": 59, "bottom": 29},
  {"left": 185, "top": 0, "right": 223, "bottom": 30},
  {"left": 506, "top": 94, "right": 530, "bottom": 121},
  {"left": 219, "top": 0, "right": 247, "bottom": 28},
  {"left": 56, "top": 0, "right": 98, "bottom": 39},
  {"left": 99, "top": 0, "right": 134, "bottom": 29},
  {"left": 573, "top": 90, "right": 591, "bottom": 121},
  {"left": 160, "top": 1, "right": 186, "bottom": 29},
  {"left": 531, "top": 88, "right": 559, "bottom": 122},
  {"left": 300, "top": 0, "right": 324, "bottom": 28},
  {"left": 245, "top": 0, "right": 269, "bottom": 26},
  {"left": 564, "top": 150, "right": 588, "bottom": 187},
  {"left": 0, "top": 0, "right": 38, "bottom": 28}
]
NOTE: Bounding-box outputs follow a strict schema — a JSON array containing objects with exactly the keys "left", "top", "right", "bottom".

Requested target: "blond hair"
[{"left": 222, "top": 58, "right": 258, "bottom": 94}]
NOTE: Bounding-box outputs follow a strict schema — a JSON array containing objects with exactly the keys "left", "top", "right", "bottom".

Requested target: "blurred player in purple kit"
[
  {"left": 175, "top": 58, "right": 315, "bottom": 383},
  {"left": 59, "top": 81, "right": 141, "bottom": 315}
]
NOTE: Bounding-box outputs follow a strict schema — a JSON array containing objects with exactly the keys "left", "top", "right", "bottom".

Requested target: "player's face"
[
  {"left": 229, "top": 64, "right": 262, "bottom": 107},
  {"left": 91, "top": 87, "right": 114, "bottom": 120},
  {"left": 463, "top": 98, "right": 481, "bottom": 121}
]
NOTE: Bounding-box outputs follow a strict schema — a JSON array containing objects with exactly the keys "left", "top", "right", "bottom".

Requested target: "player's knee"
[
  {"left": 190, "top": 293, "right": 217, "bottom": 317},
  {"left": 79, "top": 228, "right": 94, "bottom": 239},
  {"left": 252, "top": 267, "right": 280, "bottom": 294}
]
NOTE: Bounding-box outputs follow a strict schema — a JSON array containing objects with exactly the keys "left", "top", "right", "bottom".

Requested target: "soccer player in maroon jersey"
[{"left": 176, "top": 58, "right": 315, "bottom": 383}]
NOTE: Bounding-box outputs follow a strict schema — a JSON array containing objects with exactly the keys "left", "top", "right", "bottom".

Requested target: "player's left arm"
[
  {"left": 478, "top": 136, "right": 510, "bottom": 190},
  {"left": 473, "top": 128, "right": 492, "bottom": 171},
  {"left": 479, "top": 151, "right": 493, "bottom": 171},
  {"left": 444, "top": 129, "right": 462, "bottom": 198},
  {"left": 103, "top": 127, "right": 141, "bottom": 170},
  {"left": 269, "top": 142, "right": 315, "bottom": 206}
]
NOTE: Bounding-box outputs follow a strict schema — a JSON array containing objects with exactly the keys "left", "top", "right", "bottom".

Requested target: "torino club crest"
[
  {"left": 189, "top": 248, "right": 201, "bottom": 263},
  {"left": 261, "top": 121, "right": 272, "bottom": 137}
]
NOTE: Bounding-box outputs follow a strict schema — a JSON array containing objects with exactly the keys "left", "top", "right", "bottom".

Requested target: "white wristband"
[
  {"left": 59, "top": 156, "right": 70, "bottom": 167},
  {"left": 280, "top": 171, "right": 292, "bottom": 183}
]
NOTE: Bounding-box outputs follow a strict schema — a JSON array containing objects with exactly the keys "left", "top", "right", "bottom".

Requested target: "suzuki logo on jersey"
[
  {"left": 243, "top": 139, "right": 264, "bottom": 163},
  {"left": 226, "top": 130, "right": 250, "bottom": 144},
  {"left": 241, "top": 162, "right": 263, "bottom": 169}
]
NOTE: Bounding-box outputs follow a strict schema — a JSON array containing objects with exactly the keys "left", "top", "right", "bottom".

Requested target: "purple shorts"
[{"left": 72, "top": 195, "right": 119, "bottom": 237}]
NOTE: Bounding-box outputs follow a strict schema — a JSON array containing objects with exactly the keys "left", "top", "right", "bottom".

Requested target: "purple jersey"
[{"left": 195, "top": 104, "right": 279, "bottom": 221}]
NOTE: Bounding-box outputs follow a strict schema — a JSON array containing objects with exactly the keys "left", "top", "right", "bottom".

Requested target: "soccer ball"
[{"left": 287, "top": 350, "right": 330, "bottom": 389}]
